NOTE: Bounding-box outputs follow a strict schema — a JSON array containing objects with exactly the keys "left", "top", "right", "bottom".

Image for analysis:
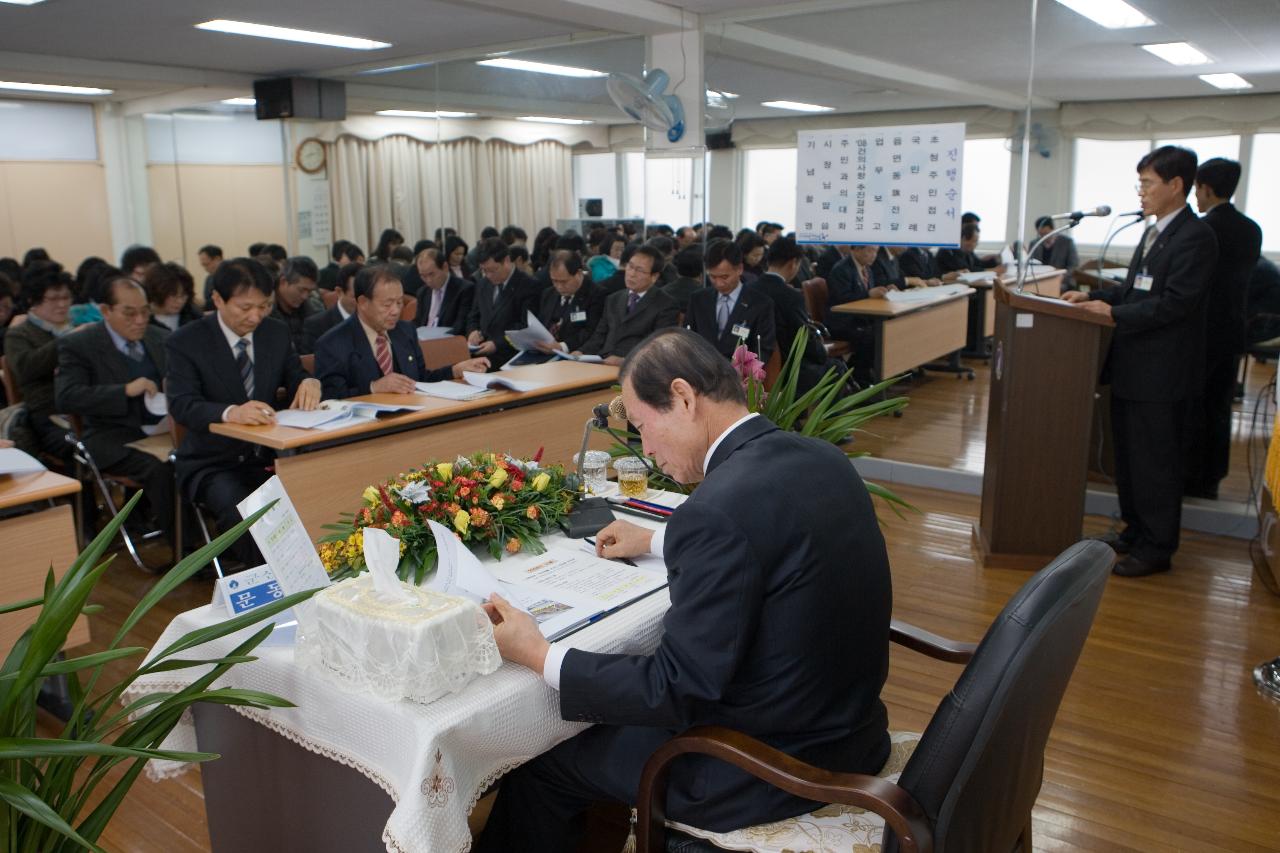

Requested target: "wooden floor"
[{"left": 31, "top": 357, "right": 1280, "bottom": 851}]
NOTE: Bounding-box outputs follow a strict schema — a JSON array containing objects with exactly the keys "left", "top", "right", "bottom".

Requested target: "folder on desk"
[{"left": 414, "top": 381, "right": 494, "bottom": 401}]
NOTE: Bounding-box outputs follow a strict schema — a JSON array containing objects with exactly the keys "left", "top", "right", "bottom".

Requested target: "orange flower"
[
  {"left": 391, "top": 510, "right": 410, "bottom": 527},
  {"left": 506, "top": 537, "right": 522, "bottom": 554},
  {"left": 459, "top": 486, "right": 471, "bottom": 498},
  {"left": 526, "top": 505, "right": 540, "bottom": 520},
  {"left": 470, "top": 507, "right": 491, "bottom": 528}
]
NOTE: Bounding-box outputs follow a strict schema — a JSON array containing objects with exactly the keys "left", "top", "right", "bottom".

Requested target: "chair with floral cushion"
[{"left": 638, "top": 539, "right": 1113, "bottom": 853}]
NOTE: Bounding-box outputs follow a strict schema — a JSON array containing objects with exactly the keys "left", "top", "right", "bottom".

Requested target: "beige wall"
[
  {"left": 0, "top": 162, "right": 115, "bottom": 266},
  {"left": 147, "top": 163, "right": 288, "bottom": 270}
]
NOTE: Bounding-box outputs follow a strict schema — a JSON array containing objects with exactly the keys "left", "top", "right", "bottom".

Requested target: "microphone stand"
[
  {"left": 1095, "top": 215, "right": 1146, "bottom": 285},
  {"left": 1016, "top": 219, "right": 1080, "bottom": 294}
]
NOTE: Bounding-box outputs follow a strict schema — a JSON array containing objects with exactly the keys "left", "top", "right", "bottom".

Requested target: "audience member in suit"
[
  {"left": 1246, "top": 257, "right": 1280, "bottom": 347},
  {"left": 466, "top": 238, "right": 541, "bottom": 368},
  {"left": 735, "top": 231, "right": 767, "bottom": 277},
  {"left": 5, "top": 262, "right": 75, "bottom": 464},
  {"left": 814, "top": 244, "right": 847, "bottom": 280},
  {"left": 752, "top": 237, "right": 841, "bottom": 392},
  {"left": 897, "top": 246, "right": 947, "bottom": 281},
  {"left": 660, "top": 244, "right": 706, "bottom": 313},
  {"left": 475, "top": 328, "right": 892, "bottom": 851},
  {"left": 1183, "top": 158, "right": 1263, "bottom": 499},
  {"left": 269, "top": 257, "right": 322, "bottom": 354},
  {"left": 144, "top": 262, "right": 201, "bottom": 332},
  {"left": 465, "top": 228, "right": 498, "bottom": 276},
  {"left": 317, "top": 241, "right": 364, "bottom": 291},
  {"left": 825, "top": 244, "right": 893, "bottom": 338},
  {"left": 576, "top": 245, "right": 679, "bottom": 365},
  {"left": 315, "top": 265, "right": 488, "bottom": 399},
  {"left": 55, "top": 276, "right": 175, "bottom": 546},
  {"left": 1064, "top": 146, "right": 1217, "bottom": 577},
  {"left": 301, "top": 262, "right": 361, "bottom": 355},
  {"left": 870, "top": 246, "right": 908, "bottom": 289},
  {"left": 936, "top": 223, "right": 1005, "bottom": 275},
  {"left": 647, "top": 235, "right": 678, "bottom": 287},
  {"left": 533, "top": 251, "right": 605, "bottom": 355},
  {"left": 412, "top": 248, "right": 474, "bottom": 336},
  {"left": 1031, "top": 216, "right": 1081, "bottom": 292},
  {"left": 167, "top": 257, "right": 321, "bottom": 567},
  {"left": 687, "top": 238, "right": 776, "bottom": 362},
  {"left": 884, "top": 245, "right": 943, "bottom": 286},
  {"left": 120, "top": 245, "right": 161, "bottom": 286},
  {"left": 197, "top": 244, "right": 222, "bottom": 307}
]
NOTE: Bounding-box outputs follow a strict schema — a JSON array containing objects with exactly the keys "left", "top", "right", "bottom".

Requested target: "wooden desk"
[
  {"left": 965, "top": 270, "right": 1066, "bottom": 354},
  {"left": 0, "top": 471, "right": 88, "bottom": 650},
  {"left": 210, "top": 362, "right": 620, "bottom": 539},
  {"left": 833, "top": 289, "right": 972, "bottom": 379}
]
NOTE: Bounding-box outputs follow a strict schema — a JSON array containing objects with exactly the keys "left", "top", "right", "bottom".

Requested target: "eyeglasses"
[
  {"left": 1135, "top": 178, "right": 1166, "bottom": 193},
  {"left": 625, "top": 263, "right": 655, "bottom": 275}
]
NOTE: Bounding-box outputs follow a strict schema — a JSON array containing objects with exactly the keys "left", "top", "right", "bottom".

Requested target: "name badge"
[
  {"left": 569, "top": 310, "right": 587, "bottom": 323},
  {"left": 731, "top": 323, "right": 751, "bottom": 340},
  {"left": 1134, "top": 274, "right": 1154, "bottom": 292}
]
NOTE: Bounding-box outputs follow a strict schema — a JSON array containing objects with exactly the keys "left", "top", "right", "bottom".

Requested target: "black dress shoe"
[
  {"left": 1113, "top": 554, "right": 1171, "bottom": 577},
  {"left": 1091, "top": 531, "right": 1134, "bottom": 555}
]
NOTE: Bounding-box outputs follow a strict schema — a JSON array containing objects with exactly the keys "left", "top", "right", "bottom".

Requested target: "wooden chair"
[
  {"left": 0, "top": 355, "right": 19, "bottom": 404},
  {"left": 320, "top": 289, "right": 340, "bottom": 310},
  {"left": 300, "top": 354, "right": 316, "bottom": 375},
  {"left": 638, "top": 539, "right": 1114, "bottom": 853},
  {"left": 799, "top": 278, "right": 852, "bottom": 359},
  {"left": 419, "top": 335, "right": 469, "bottom": 371},
  {"left": 400, "top": 295, "right": 418, "bottom": 323}
]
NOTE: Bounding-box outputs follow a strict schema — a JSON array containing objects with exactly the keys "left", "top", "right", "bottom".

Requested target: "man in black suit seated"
[
  {"left": 659, "top": 244, "right": 705, "bottom": 313},
  {"left": 1031, "top": 216, "right": 1080, "bottom": 292},
  {"left": 466, "top": 237, "right": 541, "bottom": 368},
  {"left": 936, "top": 223, "right": 1005, "bottom": 276},
  {"left": 825, "top": 244, "right": 892, "bottom": 335},
  {"left": 532, "top": 251, "right": 604, "bottom": 355},
  {"left": 874, "top": 246, "right": 943, "bottom": 289},
  {"left": 301, "top": 262, "right": 361, "bottom": 355},
  {"left": 575, "top": 245, "right": 679, "bottom": 366},
  {"left": 896, "top": 245, "right": 949, "bottom": 283},
  {"left": 1183, "top": 157, "right": 1263, "bottom": 499},
  {"left": 269, "top": 256, "right": 322, "bottom": 354},
  {"left": 687, "top": 238, "right": 776, "bottom": 362},
  {"left": 167, "top": 258, "right": 322, "bottom": 567},
  {"left": 55, "top": 275, "right": 175, "bottom": 545},
  {"left": 475, "top": 328, "right": 892, "bottom": 852},
  {"left": 752, "top": 237, "right": 841, "bottom": 392},
  {"left": 315, "top": 265, "right": 488, "bottom": 399},
  {"left": 1064, "top": 145, "right": 1218, "bottom": 577},
  {"left": 318, "top": 241, "right": 365, "bottom": 291},
  {"left": 413, "top": 248, "right": 474, "bottom": 335}
]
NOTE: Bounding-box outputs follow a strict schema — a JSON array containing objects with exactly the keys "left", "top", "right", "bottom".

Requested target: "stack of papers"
[
  {"left": 415, "top": 381, "right": 494, "bottom": 401},
  {"left": 0, "top": 447, "right": 46, "bottom": 475},
  {"left": 274, "top": 401, "right": 423, "bottom": 431},
  {"left": 462, "top": 372, "right": 547, "bottom": 393},
  {"left": 886, "top": 283, "right": 971, "bottom": 302},
  {"left": 503, "top": 312, "right": 556, "bottom": 353},
  {"left": 957, "top": 271, "right": 998, "bottom": 284},
  {"left": 416, "top": 326, "right": 458, "bottom": 341}
]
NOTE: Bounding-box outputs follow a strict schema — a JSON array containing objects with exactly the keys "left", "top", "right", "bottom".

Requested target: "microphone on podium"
[
  {"left": 1049, "top": 205, "right": 1111, "bottom": 221},
  {"left": 568, "top": 395, "right": 634, "bottom": 538},
  {"left": 1115, "top": 209, "right": 1145, "bottom": 218}
]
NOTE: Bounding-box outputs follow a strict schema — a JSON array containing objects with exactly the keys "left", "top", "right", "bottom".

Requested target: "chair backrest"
[
  {"left": 887, "top": 539, "right": 1112, "bottom": 853},
  {"left": 400, "top": 295, "right": 418, "bottom": 323},
  {"left": 169, "top": 417, "right": 188, "bottom": 448},
  {"left": 321, "top": 289, "right": 340, "bottom": 310},
  {"left": 762, "top": 345, "right": 782, "bottom": 391},
  {"left": 800, "top": 278, "right": 829, "bottom": 325},
  {"left": 419, "top": 335, "right": 469, "bottom": 370},
  {"left": 299, "top": 353, "right": 316, "bottom": 375},
  {"left": 0, "top": 355, "right": 19, "bottom": 404}
]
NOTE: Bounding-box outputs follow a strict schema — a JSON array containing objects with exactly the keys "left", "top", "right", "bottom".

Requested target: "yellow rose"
[
  {"left": 362, "top": 486, "right": 380, "bottom": 506},
  {"left": 492, "top": 495, "right": 506, "bottom": 510},
  {"left": 436, "top": 462, "right": 453, "bottom": 482},
  {"left": 488, "top": 468, "right": 509, "bottom": 489},
  {"left": 453, "top": 509, "right": 470, "bottom": 534},
  {"left": 531, "top": 472, "right": 551, "bottom": 492}
]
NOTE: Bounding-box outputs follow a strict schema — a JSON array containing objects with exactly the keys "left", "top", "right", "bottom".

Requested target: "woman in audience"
[
  {"left": 445, "top": 235, "right": 470, "bottom": 279},
  {"left": 736, "top": 231, "right": 767, "bottom": 276},
  {"left": 372, "top": 228, "right": 405, "bottom": 262},
  {"left": 144, "top": 262, "right": 200, "bottom": 331},
  {"left": 21, "top": 247, "right": 50, "bottom": 269},
  {"left": 530, "top": 227, "right": 559, "bottom": 271},
  {"left": 587, "top": 232, "right": 622, "bottom": 283}
]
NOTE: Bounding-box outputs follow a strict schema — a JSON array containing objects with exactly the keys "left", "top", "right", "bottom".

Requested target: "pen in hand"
[{"left": 583, "top": 537, "right": 637, "bottom": 567}]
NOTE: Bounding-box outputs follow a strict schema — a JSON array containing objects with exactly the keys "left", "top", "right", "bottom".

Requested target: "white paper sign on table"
[{"left": 236, "top": 475, "right": 331, "bottom": 596}]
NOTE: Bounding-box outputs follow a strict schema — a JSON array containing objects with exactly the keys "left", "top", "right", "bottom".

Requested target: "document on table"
[
  {"left": 0, "top": 447, "right": 45, "bottom": 475},
  {"left": 885, "top": 283, "right": 971, "bottom": 302},
  {"left": 416, "top": 325, "right": 456, "bottom": 341},
  {"left": 957, "top": 270, "right": 997, "bottom": 284},
  {"left": 414, "top": 380, "right": 494, "bottom": 401},
  {"left": 274, "top": 400, "right": 423, "bottom": 430},
  {"left": 503, "top": 311, "right": 556, "bottom": 353},
  {"left": 462, "top": 371, "right": 547, "bottom": 393}
]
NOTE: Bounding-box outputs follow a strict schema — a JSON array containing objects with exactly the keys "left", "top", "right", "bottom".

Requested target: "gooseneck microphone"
[{"left": 1049, "top": 205, "right": 1112, "bottom": 221}]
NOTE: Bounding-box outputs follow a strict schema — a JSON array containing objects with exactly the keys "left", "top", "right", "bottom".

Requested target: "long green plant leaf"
[{"left": 0, "top": 777, "right": 106, "bottom": 853}]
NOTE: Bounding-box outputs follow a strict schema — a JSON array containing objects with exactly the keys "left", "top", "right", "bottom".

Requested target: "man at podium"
[{"left": 1063, "top": 145, "right": 1217, "bottom": 577}]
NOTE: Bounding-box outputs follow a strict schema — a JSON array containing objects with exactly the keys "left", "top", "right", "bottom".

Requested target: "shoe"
[
  {"left": 1091, "top": 531, "right": 1134, "bottom": 555},
  {"left": 1112, "top": 554, "right": 1171, "bottom": 577}
]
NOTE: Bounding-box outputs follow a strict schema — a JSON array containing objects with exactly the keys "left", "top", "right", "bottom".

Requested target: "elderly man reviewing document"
[{"left": 476, "top": 327, "right": 893, "bottom": 851}]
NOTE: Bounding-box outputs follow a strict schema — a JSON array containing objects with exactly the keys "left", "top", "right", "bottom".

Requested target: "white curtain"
[{"left": 328, "top": 134, "right": 575, "bottom": 249}]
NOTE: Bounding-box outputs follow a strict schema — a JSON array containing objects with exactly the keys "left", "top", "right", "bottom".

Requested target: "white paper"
[
  {"left": 0, "top": 447, "right": 45, "bottom": 475},
  {"left": 144, "top": 392, "right": 167, "bottom": 417},
  {"left": 885, "top": 283, "right": 971, "bottom": 302},
  {"left": 275, "top": 401, "right": 422, "bottom": 430},
  {"left": 363, "top": 527, "right": 415, "bottom": 600},
  {"left": 236, "top": 475, "right": 331, "bottom": 596},
  {"left": 414, "top": 381, "right": 494, "bottom": 401},
  {"left": 957, "top": 270, "right": 997, "bottom": 283},
  {"left": 462, "top": 372, "right": 547, "bottom": 393},
  {"left": 551, "top": 351, "right": 603, "bottom": 364},
  {"left": 503, "top": 311, "right": 556, "bottom": 352},
  {"left": 416, "top": 325, "right": 456, "bottom": 341},
  {"left": 424, "top": 519, "right": 507, "bottom": 602},
  {"left": 275, "top": 408, "right": 345, "bottom": 429}
]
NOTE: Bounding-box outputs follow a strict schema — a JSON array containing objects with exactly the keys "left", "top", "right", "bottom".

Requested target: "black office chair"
[{"left": 638, "top": 539, "right": 1114, "bottom": 853}]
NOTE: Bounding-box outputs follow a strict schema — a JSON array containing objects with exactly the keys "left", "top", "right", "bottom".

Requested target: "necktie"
[
  {"left": 626, "top": 290, "right": 639, "bottom": 314},
  {"left": 125, "top": 340, "right": 144, "bottom": 362},
  {"left": 492, "top": 283, "right": 503, "bottom": 306},
  {"left": 716, "top": 294, "right": 731, "bottom": 334},
  {"left": 235, "top": 338, "right": 254, "bottom": 399},
  {"left": 375, "top": 333, "right": 393, "bottom": 376},
  {"left": 428, "top": 287, "right": 444, "bottom": 326},
  {"left": 1142, "top": 225, "right": 1158, "bottom": 254}
]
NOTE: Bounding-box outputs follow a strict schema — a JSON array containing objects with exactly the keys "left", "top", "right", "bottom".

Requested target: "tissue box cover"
[{"left": 296, "top": 574, "right": 500, "bottom": 704}]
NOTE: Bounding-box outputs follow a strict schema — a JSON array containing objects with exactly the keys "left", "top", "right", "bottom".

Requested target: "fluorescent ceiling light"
[
  {"left": 1141, "top": 42, "right": 1210, "bottom": 66},
  {"left": 1199, "top": 72, "right": 1252, "bottom": 90},
  {"left": 0, "top": 0, "right": 48, "bottom": 5},
  {"left": 762, "top": 100, "right": 833, "bottom": 113},
  {"left": 0, "top": 80, "right": 112, "bottom": 95},
  {"left": 221, "top": 97, "right": 256, "bottom": 106},
  {"left": 706, "top": 90, "right": 738, "bottom": 99},
  {"left": 195, "top": 19, "right": 390, "bottom": 50},
  {"left": 477, "top": 58, "right": 606, "bottom": 78},
  {"left": 516, "top": 116, "right": 594, "bottom": 125},
  {"left": 376, "top": 109, "right": 476, "bottom": 118},
  {"left": 358, "top": 62, "right": 433, "bottom": 75},
  {"left": 1052, "top": 0, "right": 1153, "bottom": 29}
]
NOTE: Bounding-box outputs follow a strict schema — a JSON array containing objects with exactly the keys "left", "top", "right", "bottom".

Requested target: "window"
[
  {"left": 1070, "top": 138, "right": 1153, "bottom": 247},
  {"left": 571, "top": 152, "right": 618, "bottom": 219},
  {"left": 621, "top": 152, "right": 644, "bottom": 219},
  {"left": 641, "top": 156, "right": 695, "bottom": 229},
  {"left": 1155, "top": 135, "right": 1240, "bottom": 163},
  {"left": 1246, "top": 134, "right": 1280, "bottom": 253},
  {"left": 0, "top": 100, "right": 97, "bottom": 161},
  {"left": 743, "top": 148, "right": 797, "bottom": 233},
  {"left": 961, "top": 138, "right": 1011, "bottom": 245}
]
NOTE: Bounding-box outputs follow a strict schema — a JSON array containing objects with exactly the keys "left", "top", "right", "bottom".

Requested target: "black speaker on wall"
[
  {"left": 253, "top": 77, "right": 347, "bottom": 121},
  {"left": 705, "top": 130, "right": 734, "bottom": 150}
]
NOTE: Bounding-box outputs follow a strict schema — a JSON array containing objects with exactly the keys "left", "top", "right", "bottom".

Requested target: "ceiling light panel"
[
  {"left": 195, "top": 19, "right": 390, "bottom": 50},
  {"left": 1052, "top": 0, "right": 1154, "bottom": 29},
  {"left": 0, "top": 81, "right": 112, "bottom": 95},
  {"left": 477, "top": 58, "right": 606, "bottom": 78},
  {"left": 1141, "top": 42, "right": 1211, "bottom": 66}
]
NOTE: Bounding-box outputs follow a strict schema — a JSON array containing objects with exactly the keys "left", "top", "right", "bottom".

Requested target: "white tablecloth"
[{"left": 125, "top": 522, "right": 673, "bottom": 853}]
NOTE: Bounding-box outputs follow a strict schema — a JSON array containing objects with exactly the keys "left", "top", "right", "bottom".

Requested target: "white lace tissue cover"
[{"left": 296, "top": 574, "right": 501, "bottom": 705}]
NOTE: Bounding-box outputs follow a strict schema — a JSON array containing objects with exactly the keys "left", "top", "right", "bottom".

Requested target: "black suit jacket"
[
  {"left": 871, "top": 249, "right": 906, "bottom": 289},
  {"left": 559, "top": 416, "right": 892, "bottom": 831},
  {"left": 537, "top": 280, "right": 605, "bottom": 354},
  {"left": 55, "top": 322, "right": 170, "bottom": 470},
  {"left": 1201, "top": 203, "right": 1262, "bottom": 357},
  {"left": 415, "top": 276, "right": 476, "bottom": 337},
  {"left": 935, "top": 248, "right": 991, "bottom": 273},
  {"left": 686, "top": 284, "right": 777, "bottom": 361},
  {"left": 314, "top": 316, "right": 449, "bottom": 400},
  {"left": 751, "top": 272, "right": 827, "bottom": 367},
  {"left": 897, "top": 247, "right": 937, "bottom": 279},
  {"left": 166, "top": 314, "right": 309, "bottom": 496},
  {"left": 466, "top": 269, "right": 541, "bottom": 364},
  {"left": 659, "top": 276, "right": 703, "bottom": 314},
  {"left": 1091, "top": 206, "right": 1217, "bottom": 401},
  {"left": 580, "top": 287, "right": 680, "bottom": 358},
  {"left": 301, "top": 305, "right": 347, "bottom": 355}
]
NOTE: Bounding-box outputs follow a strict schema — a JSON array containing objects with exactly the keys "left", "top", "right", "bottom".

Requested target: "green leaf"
[
  {"left": 0, "top": 777, "right": 106, "bottom": 853},
  {"left": 139, "top": 655, "right": 258, "bottom": 675},
  {"left": 0, "top": 596, "right": 44, "bottom": 616},
  {"left": 0, "top": 648, "right": 147, "bottom": 683},
  {"left": 0, "top": 737, "right": 214, "bottom": 764},
  {"left": 142, "top": 588, "right": 316, "bottom": 667}
]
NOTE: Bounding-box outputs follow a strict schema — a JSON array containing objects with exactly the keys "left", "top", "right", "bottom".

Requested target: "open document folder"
[
  {"left": 502, "top": 312, "right": 604, "bottom": 367},
  {"left": 423, "top": 520, "right": 667, "bottom": 642},
  {"left": 274, "top": 400, "right": 423, "bottom": 430}
]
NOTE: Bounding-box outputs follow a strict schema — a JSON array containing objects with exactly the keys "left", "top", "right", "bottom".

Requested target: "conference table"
[
  {"left": 833, "top": 286, "right": 974, "bottom": 380},
  {"left": 0, "top": 470, "right": 87, "bottom": 650},
  {"left": 209, "top": 361, "right": 620, "bottom": 540}
]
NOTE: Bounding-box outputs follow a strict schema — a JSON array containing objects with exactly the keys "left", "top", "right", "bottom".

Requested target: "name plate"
[{"left": 211, "top": 565, "right": 285, "bottom": 617}]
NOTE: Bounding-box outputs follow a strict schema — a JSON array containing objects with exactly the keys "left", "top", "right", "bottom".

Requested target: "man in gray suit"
[
  {"left": 55, "top": 276, "right": 175, "bottom": 544},
  {"left": 575, "top": 245, "right": 679, "bottom": 365},
  {"left": 1032, "top": 216, "right": 1080, "bottom": 292}
]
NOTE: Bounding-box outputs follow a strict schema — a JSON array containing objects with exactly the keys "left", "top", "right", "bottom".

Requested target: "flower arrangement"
[{"left": 319, "top": 451, "right": 580, "bottom": 583}]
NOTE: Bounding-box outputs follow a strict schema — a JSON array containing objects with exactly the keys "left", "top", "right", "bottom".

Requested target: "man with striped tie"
[{"left": 167, "top": 257, "right": 320, "bottom": 569}]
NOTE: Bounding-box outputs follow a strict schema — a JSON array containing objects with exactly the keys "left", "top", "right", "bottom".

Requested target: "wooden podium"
[{"left": 975, "top": 283, "right": 1113, "bottom": 568}]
